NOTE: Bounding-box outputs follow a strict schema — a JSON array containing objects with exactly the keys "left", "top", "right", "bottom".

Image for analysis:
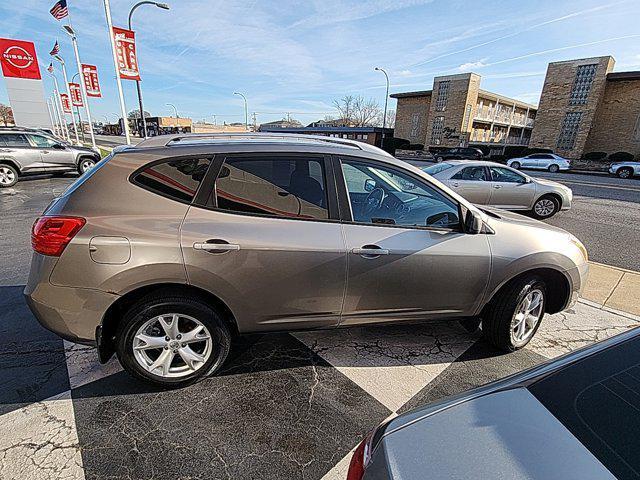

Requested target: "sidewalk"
[{"left": 582, "top": 261, "right": 640, "bottom": 316}]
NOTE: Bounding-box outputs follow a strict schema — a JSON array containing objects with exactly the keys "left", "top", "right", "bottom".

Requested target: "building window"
[
  {"left": 431, "top": 116, "right": 445, "bottom": 145},
  {"left": 410, "top": 113, "right": 420, "bottom": 138},
  {"left": 569, "top": 64, "right": 597, "bottom": 106},
  {"left": 634, "top": 114, "right": 640, "bottom": 142},
  {"left": 434, "top": 81, "right": 450, "bottom": 111},
  {"left": 557, "top": 112, "right": 582, "bottom": 150},
  {"left": 463, "top": 104, "right": 472, "bottom": 131}
]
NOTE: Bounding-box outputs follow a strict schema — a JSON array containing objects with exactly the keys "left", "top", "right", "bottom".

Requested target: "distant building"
[
  {"left": 259, "top": 119, "right": 303, "bottom": 129},
  {"left": 136, "top": 116, "right": 192, "bottom": 136},
  {"left": 258, "top": 125, "right": 393, "bottom": 148},
  {"left": 529, "top": 56, "right": 640, "bottom": 159},
  {"left": 307, "top": 118, "right": 353, "bottom": 128},
  {"left": 392, "top": 56, "right": 640, "bottom": 159},
  {"left": 392, "top": 73, "right": 536, "bottom": 155}
]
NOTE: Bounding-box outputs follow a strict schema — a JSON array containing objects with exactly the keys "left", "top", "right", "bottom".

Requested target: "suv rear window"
[
  {"left": 0, "top": 133, "right": 29, "bottom": 147},
  {"left": 214, "top": 156, "right": 329, "bottom": 220},
  {"left": 132, "top": 157, "right": 211, "bottom": 203},
  {"left": 529, "top": 335, "right": 640, "bottom": 479}
]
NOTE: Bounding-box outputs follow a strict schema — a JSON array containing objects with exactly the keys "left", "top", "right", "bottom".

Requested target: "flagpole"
[
  {"left": 55, "top": 56, "right": 80, "bottom": 144},
  {"left": 103, "top": 0, "right": 131, "bottom": 144},
  {"left": 46, "top": 98, "right": 57, "bottom": 135},
  {"left": 63, "top": 13, "right": 98, "bottom": 150},
  {"left": 49, "top": 73, "right": 70, "bottom": 140},
  {"left": 52, "top": 92, "right": 66, "bottom": 139}
]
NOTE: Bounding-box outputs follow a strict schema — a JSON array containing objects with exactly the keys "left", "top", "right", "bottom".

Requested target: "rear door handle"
[
  {"left": 352, "top": 245, "right": 390, "bottom": 258},
  {"left": 41, "top": 150, "right": 50, "bottom": 154},
  {"left": 493, "top": 185, "right": 502, "bottom": 189},
  {"left": 193, "top": 241, "right": 240, "bottom": 252},
  {"left": 451, "top": 182, "right": 460, "bottom": 187}
]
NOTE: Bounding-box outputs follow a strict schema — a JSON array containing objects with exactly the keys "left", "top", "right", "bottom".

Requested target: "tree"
[
  {"left": 0, "top": 104, "right": 14, "bottom": 126},
  {"left": 384, "top": 109, "right": 396, "bottom": 129},
  {"left": 332, "top": 95, "right": 382, "bottom": 127},
  {"left": 127, "top": 109, "right": 151, "bottom": 119}
]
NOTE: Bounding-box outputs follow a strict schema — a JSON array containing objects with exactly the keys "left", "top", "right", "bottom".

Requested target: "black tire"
[
  {"left": 0, "top": 163, "right": 18, "bottom": 188},
  {"left": 531, "top": 194, "right": 560, "bottom": 219},
  {"left": 77, "top": 157, "right": 96, "bottom": 174},
  {"left": 436, "top": 156, "right": 444, "bottom": 163},
  {"left": 116, "top": 292, "right": 231, "bottom": 387},
  {"left": 548, "top": 164, "right": 560, "bottom": 173},
  {"left": 510, "top": 161, "right": 521, "bottom": 169},
  {"left": 482, "top": 276, "right": 546, "bottom": 352},
  {"left": 617, "top": 167, "right": 633, "bottom": 179}
]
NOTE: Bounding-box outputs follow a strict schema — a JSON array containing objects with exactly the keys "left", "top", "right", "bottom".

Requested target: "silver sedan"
[{"left": 422, "top": 160, "right": 572, "bottom": 218}]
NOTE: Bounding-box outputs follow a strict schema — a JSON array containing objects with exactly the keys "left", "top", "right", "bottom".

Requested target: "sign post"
[{"left": 103, "top": 0, "right": 131, "bottom": 144}]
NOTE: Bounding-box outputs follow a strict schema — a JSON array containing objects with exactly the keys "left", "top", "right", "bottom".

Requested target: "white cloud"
[{"left": 458, "top": 59, "right": 489, "bottom": 71}]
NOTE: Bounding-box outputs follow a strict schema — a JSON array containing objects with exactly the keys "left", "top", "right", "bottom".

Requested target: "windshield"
[{"left": 422, "top": 163, "right": 455, "bottom": 175}]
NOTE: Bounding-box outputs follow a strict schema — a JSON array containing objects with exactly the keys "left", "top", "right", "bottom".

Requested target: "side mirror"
[
  {"left": 427, "top": 211, "right": 459, "bottom": 228},
  {"left": 52, "top": 143, "right": 65, "bottom": 150},
  {"left": 464, "top": 209, "right": 483, "bottom": 234},
  {"left": 364, "top": 178, "right": 376, "bottom": 192}
]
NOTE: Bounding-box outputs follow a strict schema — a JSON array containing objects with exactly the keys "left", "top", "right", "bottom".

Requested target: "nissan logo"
[{"left": 2, "top": 46, "right": 34, "bottom": 69}]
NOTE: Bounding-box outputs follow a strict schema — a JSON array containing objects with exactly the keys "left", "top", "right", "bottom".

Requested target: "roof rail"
[{"left": 134, "top": 132, "right": 369, "bottom": 151}]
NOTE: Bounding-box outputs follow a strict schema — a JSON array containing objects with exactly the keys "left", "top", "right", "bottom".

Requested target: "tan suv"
[{"left": 25, "top": 134, "right": 588, "bottom": 387}]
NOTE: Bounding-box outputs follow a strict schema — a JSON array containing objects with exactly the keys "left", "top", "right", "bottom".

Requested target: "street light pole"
[
  {"left": 374, "top": 67, "right": 390, "bottom": 129},
  {"left": 103, "top": 0, "right": 131, "bottom": 144},
  {"left": 128, "top": 1, "right": 170, "bottom": 139},
  {"left": 166, "top": 103, "right": 178, "bottom": 119},
  {"left": 233, "top": 92, "right": 248, "bottom": 131}
]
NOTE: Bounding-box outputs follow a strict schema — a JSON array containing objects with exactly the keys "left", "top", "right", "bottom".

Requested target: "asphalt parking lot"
[{"left": 1, "top": 170, "right": 639, "bottom": 479}]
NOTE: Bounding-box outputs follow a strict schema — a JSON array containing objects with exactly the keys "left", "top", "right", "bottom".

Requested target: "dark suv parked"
[{"left": 434, "top": 147, "right": 484, "bottom": 163}]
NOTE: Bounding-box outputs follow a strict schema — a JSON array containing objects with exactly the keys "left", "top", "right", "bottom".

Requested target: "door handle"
[
  {"left": 451, "top": 182, "right": 460, "bottom": 187},
  {"left": 193, "top": 241, "right": 240, "bottom": 252},
  {"left": 493, "top": 185, "right": 502, "bottom": 189},
  {"left": 41, "top": 150, "right": 50, "bottom": 154},
  {"left": 352, "top": 246, "right": 390, "bottom": 258}
]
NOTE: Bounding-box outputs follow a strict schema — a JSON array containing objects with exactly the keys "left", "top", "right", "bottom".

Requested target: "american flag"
[
  {"left": 49, "top": 0, "right": 68, "bottom": 20},
  {"left": 49, "top": 40, "right": 60, "bottom": 56},
  {"left": 47, "top": 63, "right": 54, "bottom": 74}
]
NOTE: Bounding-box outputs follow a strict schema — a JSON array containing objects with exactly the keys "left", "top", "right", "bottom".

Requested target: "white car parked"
[{"left": 507, "top": 153, "right": 571, "bottom": 173}]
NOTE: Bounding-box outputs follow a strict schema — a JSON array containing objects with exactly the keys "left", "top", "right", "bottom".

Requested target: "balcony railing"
[
  {"left": 470, "top": 132, "right": 530, "bottom": 145},
  {"left": 474, "top": 110, "right": 535, "bottom": 128}
]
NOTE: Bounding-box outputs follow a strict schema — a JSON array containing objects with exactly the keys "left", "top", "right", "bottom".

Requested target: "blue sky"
[{"left": 1, "top": 0, "right": 639, "bottom": 125}]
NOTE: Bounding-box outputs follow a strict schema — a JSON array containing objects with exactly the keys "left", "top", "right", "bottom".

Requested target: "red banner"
[
  {"left": 112, "top": 27, "right": 140, "bottom": 81},
  {"left": 60, "top": 93, "right": 72, "bottom": 113},
  {"left": 69, "top": 83, "right": 83, "bottom": 106},
  {"left": 0, "top": 38, "right": 41, "bottom": 80},
  {"left": 81, "top": 63, "right": 101, "bottom": 97}
]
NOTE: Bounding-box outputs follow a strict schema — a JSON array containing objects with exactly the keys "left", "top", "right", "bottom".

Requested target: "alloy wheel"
[
  {"left": 0, "top": 166, "right": 16, "bottom": 186},
  {"left": 510, "top": 289, "right": 544, "bottom": 345},
  {"left": 80, "top": 159, "right": 95, "bottom": 174},
  {"left": 549, "top": 164, "right": 559, "bottom": 173},
  {"left": 132, "top": 313, "right": 213, "bottom": 378},
  {"left": 618, "top": 168, "right": 631, "bottom": 179},
  {"left": 534, "top": 198, "right": 556, "bottom": 217}
]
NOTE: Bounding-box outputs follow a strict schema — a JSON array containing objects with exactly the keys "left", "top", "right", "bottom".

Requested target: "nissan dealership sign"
[{"left": 0, "top": 38, "right": 51, "bottom": 129}]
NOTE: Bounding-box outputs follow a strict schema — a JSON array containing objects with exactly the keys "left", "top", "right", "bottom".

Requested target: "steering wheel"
[{"left": 362, "top": 187, "right": 385, "bottom": 217}]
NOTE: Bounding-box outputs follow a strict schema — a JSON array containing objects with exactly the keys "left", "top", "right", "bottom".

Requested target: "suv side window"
[
  {"left": 132, "top": 157, "right": 211, "bottom": 203},
  {"left": 451, "top": 166, "right": 488, "bottom": 181},
  {"left": 0, "top": 133, "right": 30, "bottom": 147},
  {"left": 29, "top": 135, "right": 58, "bottom": 148},
  {"left": 490, "top": 166, "right": 527, "bottom": 183},
  {"left": 214, "top": 156, "right": 329, "bottom": 220},
  {"left": 340, "top": 158, "right": 460, "bottom": 229}
]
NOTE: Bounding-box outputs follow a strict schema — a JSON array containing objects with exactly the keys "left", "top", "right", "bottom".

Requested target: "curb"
[{"left": 582, "top": 262, "right": 640, "bottom": 317}]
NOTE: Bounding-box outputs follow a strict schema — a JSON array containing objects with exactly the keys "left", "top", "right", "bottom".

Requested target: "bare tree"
[
  {"left": 385, "top": 109, "right": 396, "bottom": 129},
  {"left": 332, "top": 95, "right": 382, "bottom": 127},
  {"left": 0, "top": 104, "right": 14, "bottom": 126}
]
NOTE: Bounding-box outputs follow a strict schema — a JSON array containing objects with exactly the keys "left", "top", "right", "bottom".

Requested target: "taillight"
[
  {"left": 31, "top": 216, "right": 86, "bottom": 256},
  {"left": 347, "top": 430, "right": 375, "bottom": 480}
]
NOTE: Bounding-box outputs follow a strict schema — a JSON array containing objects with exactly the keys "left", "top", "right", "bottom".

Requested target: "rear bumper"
[{"left": 24, "top": 253, "right": 118, "bottom": 345}]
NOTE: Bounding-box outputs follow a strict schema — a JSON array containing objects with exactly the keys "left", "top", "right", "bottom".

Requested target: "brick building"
[
  {"left": 392, "top": 73, "right": 537, "bottom": 155},
  {"left": 393, "top": 56, "right": 640, "bottom": 159}
]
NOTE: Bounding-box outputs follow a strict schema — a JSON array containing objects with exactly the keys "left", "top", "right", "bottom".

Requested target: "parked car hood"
[
  {"left": 533, "top": 177, "right": 571, "bottom": 192},
  {"left": 480, "top": 206, "right": 569, "bottom": 235}
]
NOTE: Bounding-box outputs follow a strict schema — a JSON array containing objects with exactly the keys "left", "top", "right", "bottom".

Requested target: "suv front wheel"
[
  {"left": 116, "top": 292, "right": 231, "bottom": 387},
  {"left": 482, "top": 276, "right": 546, "bottom": 351},
  {"left": 78, "top": 157, "right": 96, "bottom": 174},
  {"left": 0, "top": 164, "right": 18, "bottom": 188}
]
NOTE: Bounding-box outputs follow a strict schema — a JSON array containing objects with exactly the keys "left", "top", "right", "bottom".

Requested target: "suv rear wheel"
[
  {"left": 0, "top": 164, "right": 18, "bottom": 188},
  {"left": 116, "top": 292, "right": 231, "bottom": 387},
  {"left": 617, "top": 167, "right": 633, "bottom": 179},
  {"left": 482, "top": 276, "right": 546, "bottom": 351}
]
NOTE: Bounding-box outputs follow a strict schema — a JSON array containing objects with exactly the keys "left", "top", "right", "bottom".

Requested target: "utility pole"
[
  {"left": 103, "top": 0, "right": 131, "bottom": 144},
  {"left": 252, "top": 112, "right": 257, "bottom": 131}
]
